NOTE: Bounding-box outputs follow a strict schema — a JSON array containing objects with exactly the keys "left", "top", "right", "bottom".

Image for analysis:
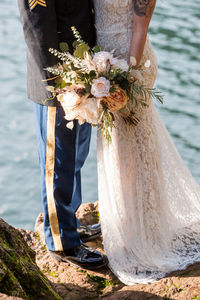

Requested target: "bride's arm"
[{"left": 130, "top": 0, "right": 156, "bottom": 67}]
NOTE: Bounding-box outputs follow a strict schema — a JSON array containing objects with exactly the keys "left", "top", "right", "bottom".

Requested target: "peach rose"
[{"left": 101, "top": 85, "right": 128, "bottom": 112}]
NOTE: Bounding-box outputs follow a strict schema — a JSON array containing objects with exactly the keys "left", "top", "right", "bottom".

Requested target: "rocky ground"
[{"left": 1, "top": 202, "right": 200, "bottom": 299}]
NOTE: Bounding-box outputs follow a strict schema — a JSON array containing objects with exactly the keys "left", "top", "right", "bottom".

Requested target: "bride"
[{"left": 93, "top": 0, "right": 200, "bottom": 285}]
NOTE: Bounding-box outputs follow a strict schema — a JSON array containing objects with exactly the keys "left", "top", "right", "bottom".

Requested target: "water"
[{"left": 0, "top": 0, "right": 200, "bottom": 230}]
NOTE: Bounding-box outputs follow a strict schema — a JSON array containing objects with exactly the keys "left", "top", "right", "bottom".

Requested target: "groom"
[{"left": 18, "top": 0, "right": 107, "bottom": 269}]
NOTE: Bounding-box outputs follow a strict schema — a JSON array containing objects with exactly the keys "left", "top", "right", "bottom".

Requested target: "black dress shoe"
[
  {"left": 48, "top": 244, "right": 108, "bottom": 270},
  {"left": 77, "top": 224, "right": 101, "bottom": 242}
]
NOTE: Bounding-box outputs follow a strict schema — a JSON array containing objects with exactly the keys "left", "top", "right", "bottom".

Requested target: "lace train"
[{"left": 94, "top": 0, "right": 200, "bottom": 285}]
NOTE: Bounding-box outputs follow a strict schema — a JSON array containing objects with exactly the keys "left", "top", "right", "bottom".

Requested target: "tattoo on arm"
[{"left": 134, "top": 0, "right": 156, "bottom": 17}]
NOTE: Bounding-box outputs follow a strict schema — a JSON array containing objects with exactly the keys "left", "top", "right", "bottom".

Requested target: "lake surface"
[{"left": 0, "top": 0, "right": 200, "bottom": 230}]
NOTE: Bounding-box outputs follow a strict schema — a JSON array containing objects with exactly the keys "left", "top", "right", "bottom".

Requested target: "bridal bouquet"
[{"left": 46, "top": 27, "right": 163, "bottom": 142}]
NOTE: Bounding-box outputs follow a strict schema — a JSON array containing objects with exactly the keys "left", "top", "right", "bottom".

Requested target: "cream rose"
[
  {"left": 57, "top": 90, "right": 81, "bottom": 110},
  {"left": 80, "top": 97, "right": 102, "bottom": 125},
  {"left": 64, "top": 97, "right": 102, "bottom": 126},
  {"left": 92, "top": 51, "right": 113, "bottom": 73},
  {"left": 111, "top": 58, "right": 129, "bottom": 72},
  {"left": 91, "top": 77, "right": 110, "bottom": 98}
]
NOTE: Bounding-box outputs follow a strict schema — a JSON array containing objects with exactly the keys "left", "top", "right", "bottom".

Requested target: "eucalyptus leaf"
[
  {"left": 89, "top": 70, "right": 97, "bottom": 79},
  {"left": 74, "top": 43, "right": 90, "bottom": 59},
  {"left": 72, "top": 40, "right": 79, "bottom": 49},
  {"left": 85, "top": 83, "right": 91, "bottom": 93},
  {"left": 59, "top": 42, "right": 69, "bottom": 52},
  {"left": 92, "top": 45, "right": 102, "bottom": 53},
  {"left": 61, "top": 80, "right": 66, "bottom": 89},
  {"left": 55, "top": 77, "right": 62, "bottom": 84}
]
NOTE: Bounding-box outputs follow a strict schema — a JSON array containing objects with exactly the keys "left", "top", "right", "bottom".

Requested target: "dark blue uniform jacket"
[{"left": 18, "top": 0, "right": 96, "bottom": 106}]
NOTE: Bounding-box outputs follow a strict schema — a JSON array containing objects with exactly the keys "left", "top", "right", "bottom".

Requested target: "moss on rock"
[{"left": 0, "top": 218, "right": 62, "bottom": 300}]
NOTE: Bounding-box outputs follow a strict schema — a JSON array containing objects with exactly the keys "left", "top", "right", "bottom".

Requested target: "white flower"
[
  {"left": 111, "top": 58, "right": 129, "bottom": 72},
  {"left": 91, "top": 77, "right": 110, "bottom": 98},
  {"left": 46, "top": 86, "right": 55, "bottom": 93},
  {"left": 66, "top": 121, "right": 74, "bottom": 130},
  {"left": 64, "top": 97, "right": 102, "bottom": 126},
  {"left": 63, "top": 71, "right": 77, "bottom": 83},
  {"left": 144, "top": 60, "right": 151, "bottom": 68},
  {"left": 80, "top": 97, "right": 102, "bottom": 124},
  {"left": 92, "top": 51, "right": 114, "bottom": 73},
  {"left": 84, "top": 51, "right": 97, "bottom": 72},
  {"left": 57, "top": 90, "right": 81, "bottom": 109}
]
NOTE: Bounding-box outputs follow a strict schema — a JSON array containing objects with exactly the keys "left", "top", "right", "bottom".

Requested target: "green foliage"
[
  {"left": 99, "top": 107, "right": 115, "bottom": 144},
  {"left": 77, "top": 268, "right": 114, "bottom": 294},
  {"left": 87, "top": 273, "right": 114, "bottom": 290},
  {"left": 110, "top": 86, "right": 116, "bottom": 93},
  {"left": 59, "top": 42, "right": 69, "bottom": 52},
  {"left": 71, "top": 26, "right": 85, "bottom": 45},
  {"left": 128, "top": 81, "right": 163, "bottom": 107},
  {"left": 93, "top": 45, "right": 102, "bottom": 53},
  {"left": 172, "top": 283, "right": 183, "bottom": 293},
  {"left": 74, "top": 43, "right": 90, "bottom": 59},
  {"left": 72, "top": 40, "right": 79, "bottom": 49},
  {"left": 46, "top": 27, "right": 164, "bottom": 143},
  {"left": 89, "top": 70, "right": 97, "bottom": 79},
  {"left": 0, "top": 220, "right": 62, "bottom": 300}
]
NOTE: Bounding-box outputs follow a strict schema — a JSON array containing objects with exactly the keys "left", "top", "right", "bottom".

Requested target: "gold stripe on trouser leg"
[{"left": 45, "top": 107, "right": 63, "bottom": 251}]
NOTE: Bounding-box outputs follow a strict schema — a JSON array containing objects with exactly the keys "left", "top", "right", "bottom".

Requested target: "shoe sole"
[
  {"left": 48, "top": 251, "right": 108, "bottom": 270},
  {"left": 66, "top": 259, "right": 108, "bottom": 270}
]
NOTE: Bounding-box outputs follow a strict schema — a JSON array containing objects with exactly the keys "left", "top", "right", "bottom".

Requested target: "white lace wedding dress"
[{"left": 93, "top": 0, "right": 200, "bottom": 285}]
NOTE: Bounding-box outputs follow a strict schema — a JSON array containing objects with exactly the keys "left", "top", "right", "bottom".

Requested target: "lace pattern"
[{"left": 94, "top": 0, "right": 200, "bottom": 285}]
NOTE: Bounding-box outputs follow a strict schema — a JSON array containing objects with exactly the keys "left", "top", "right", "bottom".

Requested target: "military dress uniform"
[{"left": 18, "top": 0, "right": 99, "bottom": 254}]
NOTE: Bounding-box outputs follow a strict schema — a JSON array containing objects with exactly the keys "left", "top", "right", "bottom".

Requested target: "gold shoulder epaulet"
[{"left": 29, "top": 0, "right": 47, "bottom": 11}]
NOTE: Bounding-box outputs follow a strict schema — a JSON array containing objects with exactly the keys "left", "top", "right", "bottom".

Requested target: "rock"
[
  {"left": 0, "top": 219, "right": 61, "bottom": 300},
  {"left": 34, "top": 213, "right": 46, "bottom": 245},
  {"left": 2, "top": 203, "right": 200, "bottom": 300},
  {"left": 76, "top": 201, "right": 100, "bottom": 225},
  {"left": 0, "top": 293, "right": 23, "bottom": 299},
  {"left": 33, "top": 202, "right": 200, "bottom": 299}
]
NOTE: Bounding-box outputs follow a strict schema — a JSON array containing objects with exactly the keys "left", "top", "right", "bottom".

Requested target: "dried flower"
[{"left": 101, "top": 85, "right": 128, "bottom": 112}]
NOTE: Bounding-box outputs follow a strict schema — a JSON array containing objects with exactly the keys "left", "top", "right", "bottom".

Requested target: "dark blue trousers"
[{"left": 33, "top": 103, "right": 91, "bottom": 251}]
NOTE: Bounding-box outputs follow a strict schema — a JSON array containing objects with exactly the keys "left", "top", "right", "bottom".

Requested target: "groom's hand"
[{"left": 130, "top": 0, "right": 156, "bottom": 68}]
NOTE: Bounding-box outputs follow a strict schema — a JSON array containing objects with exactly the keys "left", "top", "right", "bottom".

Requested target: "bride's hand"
[{"left": 130, "top": 0, "right": 156, "bottom": 68}]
